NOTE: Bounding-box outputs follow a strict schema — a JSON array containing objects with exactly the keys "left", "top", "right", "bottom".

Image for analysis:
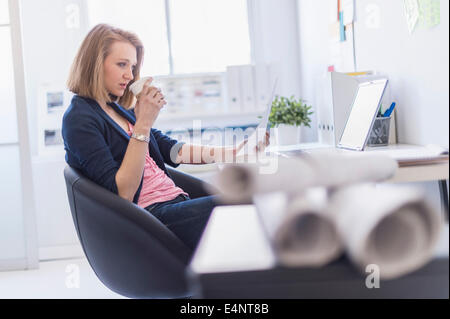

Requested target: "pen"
[
  {"left": 377, "top": 105, "right": 383, "bottom": 117},
  {"left": 383, "top": 102, "right": 396, "bottom": 117}
]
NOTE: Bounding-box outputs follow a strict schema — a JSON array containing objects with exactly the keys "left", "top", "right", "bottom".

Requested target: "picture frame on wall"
[
  {"left": 37, "top": 83, "right": 73, "bottom": 155},
  {"left": 46, "top": 91, "right": 64, "bottom": 113}
]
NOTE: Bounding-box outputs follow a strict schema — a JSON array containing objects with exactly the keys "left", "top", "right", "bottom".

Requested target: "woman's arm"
[
  {"left": 114, "top": 124, "right": 152, "bottom": 201},
  {"left": 175, "top": 132, "right": 270, "bottom": 165},
  {"left": 115, "top": 82, "right": 166, "bottom": 201},
  {"left": 175, "top": 144, "right": 236, "bottom": 165}
]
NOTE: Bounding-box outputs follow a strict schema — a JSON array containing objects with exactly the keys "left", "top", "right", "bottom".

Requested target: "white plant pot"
[{"left": 275, "top": 124, "right": 301, "bottom": 145}]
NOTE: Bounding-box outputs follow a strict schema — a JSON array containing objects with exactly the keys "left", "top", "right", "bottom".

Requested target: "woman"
[{"left": 63, "top": 24, "right": 268, "bottom": 251}]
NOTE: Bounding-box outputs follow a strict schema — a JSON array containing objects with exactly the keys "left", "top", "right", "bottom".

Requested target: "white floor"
[{"left": 0, "top": 256, "right": 126, "bottom": 299}]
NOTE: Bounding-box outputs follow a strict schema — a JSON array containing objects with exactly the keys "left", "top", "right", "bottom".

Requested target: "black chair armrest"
[{"left": 167, "top": 166, "right": 219, "bottom": 199}]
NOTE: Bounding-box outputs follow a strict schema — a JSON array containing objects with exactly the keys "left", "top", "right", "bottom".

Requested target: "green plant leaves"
[{"left": 268, "top": 95, "right": 314, "bottom": 127}]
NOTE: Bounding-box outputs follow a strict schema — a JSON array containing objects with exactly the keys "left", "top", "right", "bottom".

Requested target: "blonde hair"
[{"left": 67, "top": 24, "right": 144, "bottom": 108}]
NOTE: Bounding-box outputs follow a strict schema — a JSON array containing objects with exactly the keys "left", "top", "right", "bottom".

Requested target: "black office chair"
[{"left": 63, "top": 165, "right": 218, "bottom": 299}]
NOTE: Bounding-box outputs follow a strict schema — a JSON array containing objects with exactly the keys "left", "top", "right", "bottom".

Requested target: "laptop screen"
[{"left": 338, "top": 79, "right": 388, "bottom": 151}]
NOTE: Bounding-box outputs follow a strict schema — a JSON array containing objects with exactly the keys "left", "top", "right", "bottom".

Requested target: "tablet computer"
[
  {"left": 337, "top": 79, "right": 389, "bottom": 151},
  {"left": 237, "top": 78, "right": 278, "bottom": 156}
]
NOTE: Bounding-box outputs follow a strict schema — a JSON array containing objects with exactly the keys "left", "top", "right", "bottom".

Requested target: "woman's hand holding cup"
[{"left": 133, "top": 77, "right": 167, "bottom": 132}]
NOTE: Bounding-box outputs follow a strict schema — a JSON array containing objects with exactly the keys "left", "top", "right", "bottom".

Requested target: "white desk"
[
  {"left": 267, "top": 143, "right": 449, "bottom": 183},
  {"left": 190, "top": 205, "right": 276, "bottom": 275}
]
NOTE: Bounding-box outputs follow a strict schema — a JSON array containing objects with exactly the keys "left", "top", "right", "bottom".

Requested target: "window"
[
  {"left": 0, "top": 0, "right": 36, "bottom": 269},
  {"left": 87, "top": 0, "right": 170, "bottom": 76},
  {"left": 0, "top": 26, "right": 18, "bottom": 144},
  {"left": 87, "top": 0, "right": 251, "bottom": 76},
  {"left": 168, "top": 0, "right": 251, "bottom": 74}
]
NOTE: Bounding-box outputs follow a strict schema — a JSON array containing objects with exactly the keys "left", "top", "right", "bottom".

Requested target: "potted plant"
[{"left": 268, "top": 95, "right": 313, "bottom": 145}]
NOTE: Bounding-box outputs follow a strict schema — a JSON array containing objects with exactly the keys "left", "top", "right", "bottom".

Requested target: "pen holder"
[{"left": 367, "top": 116, "right": 391, "bottom": 146}]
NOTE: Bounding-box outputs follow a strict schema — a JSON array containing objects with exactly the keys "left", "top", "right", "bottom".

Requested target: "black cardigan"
[{"left": 62, "top": 95, "right": 185, "bottom": 204}]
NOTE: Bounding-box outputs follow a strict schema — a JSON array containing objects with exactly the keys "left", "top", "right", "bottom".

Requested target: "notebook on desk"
[
  {"left": 365, "top": 144, "right": 449, "bottom": 166},
  {"left": 272, "top": 144, "right": 449, "bottom": 165}
]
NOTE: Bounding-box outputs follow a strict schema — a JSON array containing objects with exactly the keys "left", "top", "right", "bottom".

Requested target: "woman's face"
[{"left": 103, "top": 41, "right": 137, "bottom": 98}]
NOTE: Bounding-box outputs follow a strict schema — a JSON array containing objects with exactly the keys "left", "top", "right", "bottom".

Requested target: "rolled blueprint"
[
  {"left": 214, "top": 151, "right": 398, "bottom": 202},
  {"left": 214, "top": 156, "right": 316, "bottom": 203},
  {"left": 328, "top": 184, "right": 442, "bottom": 280},
  {"left": 254, "top": 190, "right": 343, "bottom": 267}
]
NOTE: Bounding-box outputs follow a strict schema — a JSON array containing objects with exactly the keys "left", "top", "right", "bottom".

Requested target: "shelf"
[{"left": 157, "top": 110, "right": 264, "bottom": 121}]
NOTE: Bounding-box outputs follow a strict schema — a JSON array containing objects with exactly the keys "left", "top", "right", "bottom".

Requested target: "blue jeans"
[{"left": 145, "top": 194, "right": 220, "bottom": 251}]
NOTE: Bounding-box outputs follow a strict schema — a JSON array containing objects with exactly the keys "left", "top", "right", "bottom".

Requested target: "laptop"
[{"left": 337, "top": 79, "right": 389, "bottom": 151}]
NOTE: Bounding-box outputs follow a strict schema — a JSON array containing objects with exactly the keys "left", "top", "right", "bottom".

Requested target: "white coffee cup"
[{"left": 129, "top": 76, "right": 155, "bottom": 96}]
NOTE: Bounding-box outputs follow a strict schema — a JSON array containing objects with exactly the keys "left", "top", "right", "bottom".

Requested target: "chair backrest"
[{"left": 64, "top": 166, "right": 194, "bottom": 299}]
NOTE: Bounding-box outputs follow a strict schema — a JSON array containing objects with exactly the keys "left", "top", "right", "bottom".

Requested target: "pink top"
[{"left": 127, "top": 122, "right": 188, "bottom": 208}]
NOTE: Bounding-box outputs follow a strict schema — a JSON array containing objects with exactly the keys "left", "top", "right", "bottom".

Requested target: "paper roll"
[
  {"left": 214, "top": 151, "right": 398, "bottom": 202},
  {"left": 272, "top": 191, "right": 343, "bottom": 267},
  {"left": 215, "top": 156, "right": 316, "bottom": 203},
  {"left": 328, "top": 184, "right": 442, "bottom": 279}
]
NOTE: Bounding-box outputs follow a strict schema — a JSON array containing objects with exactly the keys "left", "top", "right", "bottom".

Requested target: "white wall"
[
  {"left": 20, "top": 0, "right": 90, "bottom": 256},
  {"left": 21, "top": 0, "right": 89, "bottom": 156},
  {"left": 295, "top": 0, "right": 448, "bottom": 219},
  {"left": 354, "top": 0, "right": 449, "bottom": 147},
  {"left": 249, "top": 0, "right": 302, "bottom": 98},
  {"left": 296, "top": 0, "right": 449, "bottom": 147},
  {"left": 296, "top": 0, "right": 330, "bottom": 142}
]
